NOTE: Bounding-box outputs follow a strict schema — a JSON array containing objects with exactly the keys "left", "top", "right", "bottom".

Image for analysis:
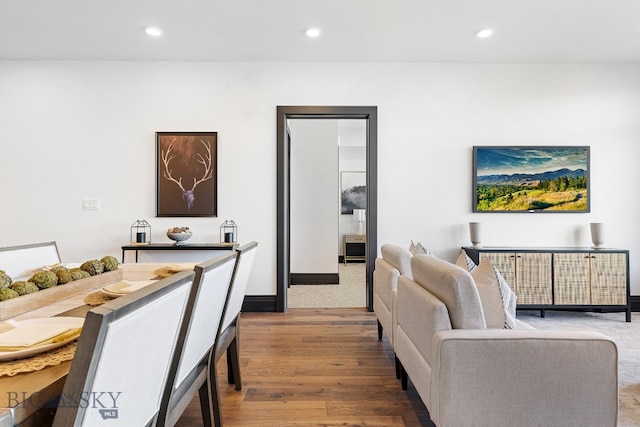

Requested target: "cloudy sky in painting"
[{"left": 475, "top": 147, "right": 588, "bottom": 176}]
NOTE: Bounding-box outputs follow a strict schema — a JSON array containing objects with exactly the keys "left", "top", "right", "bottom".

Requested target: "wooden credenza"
[{"left": 463, "top": 247, "right": 631, "bottom": 322}]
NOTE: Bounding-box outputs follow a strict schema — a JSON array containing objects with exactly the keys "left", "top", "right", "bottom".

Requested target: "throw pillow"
[
  {"left": 409, "top": 240, "right": 430, "bottom": 256},
  {"left": 469, "top": 260, "right": 506, "bottom": 328},
  {"left": 455, "top": 250, "right": 477, "bottom": 272},
  {"left": 456, "top": 251, "right": 517, "bottom": 329},
  {"left": 494, "top": 266, "right": 517, "bottom": 329}
]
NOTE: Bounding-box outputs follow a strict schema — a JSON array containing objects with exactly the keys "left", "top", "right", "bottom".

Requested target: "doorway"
[{"left": 276, "top": 106, "right": 377, "bottom": 312}]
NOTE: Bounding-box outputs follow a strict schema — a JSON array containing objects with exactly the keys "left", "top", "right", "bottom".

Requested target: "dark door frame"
[{"left": 276, "top": 105, "right": 377, "bottom": 312}]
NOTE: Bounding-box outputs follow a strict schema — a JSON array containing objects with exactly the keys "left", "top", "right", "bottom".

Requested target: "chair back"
[
  {"left": 157, "top": 250, "right": 239, "bottom": 426},
  {"left": 52, "top": 271, "right": 196, "bottom": 427},
  {"left": 221, "top": 241, "right": 258, "bottom": 331},
  {"left": 0, "top": 241, "right": 60, "bottom": 279}
]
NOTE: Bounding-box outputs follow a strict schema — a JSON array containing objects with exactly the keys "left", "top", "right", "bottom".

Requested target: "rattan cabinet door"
[
  {"left": 479, "top": 252, "right": 516, "bottom": 293},
  {"left": 554, "top": 253, "right": 591, "bottom": 304},
  {"left": 590, "top": 253, "right": 627, "bottom": 305},
  {"left": 516, "top": 253, "right": 552, "bottom": 305}
]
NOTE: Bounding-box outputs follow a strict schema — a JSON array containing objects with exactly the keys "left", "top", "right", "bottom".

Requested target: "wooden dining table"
[{"left": 0, "top": 263, "right": 177, "bottom": 427}]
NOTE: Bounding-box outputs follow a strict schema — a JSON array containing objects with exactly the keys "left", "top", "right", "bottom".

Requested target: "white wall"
[
  {"left": 289, "top": 119, "right": 338, "bottom": 274},
  {"left": 1, "top": 62, "right": 639, "bottom": 295}
]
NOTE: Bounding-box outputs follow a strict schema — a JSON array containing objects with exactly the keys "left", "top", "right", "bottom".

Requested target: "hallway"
[{"left": 287, "top": 263, "right": 366, "bottom": 308}]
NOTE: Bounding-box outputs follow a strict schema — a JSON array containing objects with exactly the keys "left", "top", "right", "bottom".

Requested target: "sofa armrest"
[{"left": 430, "top": 329, "right": 618, "bottom": 427}]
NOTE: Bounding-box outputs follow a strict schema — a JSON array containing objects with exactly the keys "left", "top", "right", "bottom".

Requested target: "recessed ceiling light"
[
  {"left": 305, "top": 27, "right": 321, "bottom": 38},
  {"left": 476, "top": 28, "right": 494, "bottom": 38},
  {"left": 145, "top": 26, "right": 163, "bottom": 37}
]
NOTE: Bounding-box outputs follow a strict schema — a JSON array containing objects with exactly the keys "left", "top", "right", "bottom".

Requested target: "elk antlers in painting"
[{"left": 161, "top": 138, "right": 214, "bottom": 211}]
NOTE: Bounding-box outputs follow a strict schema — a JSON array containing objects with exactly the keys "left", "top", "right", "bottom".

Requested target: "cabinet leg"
[{"left": 540, "top": 309, "right": 545, "bottom": 318}]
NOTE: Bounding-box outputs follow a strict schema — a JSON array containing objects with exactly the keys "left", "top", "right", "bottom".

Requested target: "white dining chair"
[
  {"left": 210, "top": 241, "right": 258, "bottom": 426},
  {"left": 0, "top": 241, "right": 60, "bottom": 279},
  {"left": 52, "top": 270, "right": 196, "bottom": 427},
  {"left": 156, "top": 250, "right": 239, "bottom": 427}
]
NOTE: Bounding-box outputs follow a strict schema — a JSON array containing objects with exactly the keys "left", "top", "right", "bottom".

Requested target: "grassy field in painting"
[{"left": 476, "top": 187, "right": 587, "bottom": 211}]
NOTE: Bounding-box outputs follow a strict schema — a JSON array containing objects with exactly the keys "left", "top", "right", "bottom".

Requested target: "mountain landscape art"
[{"left": 473, "top": 146, "right": 589, "bottom": 212}]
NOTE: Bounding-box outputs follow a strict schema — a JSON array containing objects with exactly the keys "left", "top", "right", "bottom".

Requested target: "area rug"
[
  {"left": 517, "top": 310, "right": 640, "bottom": 426},
  {"left": 287, "top": 263, "right": 366, "bottom": 308}
]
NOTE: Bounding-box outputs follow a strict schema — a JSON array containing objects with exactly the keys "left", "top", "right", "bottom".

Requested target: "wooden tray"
[{"left": 0, "top": 269, "right": 123, "bottom": 320}]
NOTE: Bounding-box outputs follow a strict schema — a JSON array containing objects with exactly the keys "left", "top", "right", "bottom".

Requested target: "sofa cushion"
[
  {"left": 456, "top": 251, "right": 517, "bottom": 329},
  {"left": 411, "top": 254, "right": 486, "bottom": 329},
  {"left": 381, "top": 244, "right": 413, "bottom": 279}
]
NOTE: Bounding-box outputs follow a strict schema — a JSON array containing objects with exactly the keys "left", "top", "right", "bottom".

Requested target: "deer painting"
[{"left": 160, "top": 136, "right": 215, "bottom": 213}]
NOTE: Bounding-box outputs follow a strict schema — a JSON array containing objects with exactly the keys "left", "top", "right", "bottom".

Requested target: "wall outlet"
[{"left": 83, "top": 199, "right": 100, "bottom": 210}]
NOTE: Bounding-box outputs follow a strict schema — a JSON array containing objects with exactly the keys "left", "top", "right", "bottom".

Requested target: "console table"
[
  {"left": 121, "top": 243, "right": 237, "bottom": 263},
  {"left": 463, "top": 246, "right": 631, "bottom": 322}
]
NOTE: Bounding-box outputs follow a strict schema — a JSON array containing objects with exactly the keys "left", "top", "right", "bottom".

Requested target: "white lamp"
[{"left": 353, "top": 209, "right": 366, "bottom": 235}]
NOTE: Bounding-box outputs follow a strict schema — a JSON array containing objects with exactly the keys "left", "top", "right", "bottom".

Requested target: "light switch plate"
[{"left": 83, "top": 199, "right": 100, "bottom": 210}]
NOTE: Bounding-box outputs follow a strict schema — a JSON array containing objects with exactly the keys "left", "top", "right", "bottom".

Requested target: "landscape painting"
[{"left": 473, "top": 146, "right": 590, "bottom": 212}]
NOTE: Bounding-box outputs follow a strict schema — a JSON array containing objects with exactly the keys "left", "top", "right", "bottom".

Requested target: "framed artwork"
[
  {"left": 341, "top": 171, "right": 366, "bottom": 214},
  {"left": 156, "top": 132, "right": 218, "bottom": 217},
  {"left": 473, "top": 146, "right": 590, "bottom": 213}
]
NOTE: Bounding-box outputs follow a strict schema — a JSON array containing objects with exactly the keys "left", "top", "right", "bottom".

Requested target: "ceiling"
[{"left": 1, "top": 0, "right": 639, "bottom": 63}]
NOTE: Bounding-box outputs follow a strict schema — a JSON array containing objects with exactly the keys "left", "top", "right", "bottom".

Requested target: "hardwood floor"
[{"left": 175, "top": 308, "right": 434, "bottom": 427}]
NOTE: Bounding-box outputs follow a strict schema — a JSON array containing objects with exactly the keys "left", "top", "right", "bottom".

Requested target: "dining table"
[{"left": 0, "top": 263, "right": 182, "bottom": 427}]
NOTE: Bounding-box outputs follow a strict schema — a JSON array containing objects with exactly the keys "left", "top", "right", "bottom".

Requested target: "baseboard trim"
[
  {"left": 290, "top": 273, "right": 339, "bottom": 285},
  {"left": 338, "top": 255, "right": 365, "bottom": 264},
  {"left": 242, "top": 295, "right": 277, "bottom": 312},
  {"left": 245, "top": 295, "right": 640, "bottom": 313}
]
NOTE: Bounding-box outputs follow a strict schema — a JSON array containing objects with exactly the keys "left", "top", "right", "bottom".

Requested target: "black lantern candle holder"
[
  {"left": 220, "top": 220, "right": 237, "bottom": 244},
  {"left": 131, "top": 220, "right": 151, "bottom": 245}
]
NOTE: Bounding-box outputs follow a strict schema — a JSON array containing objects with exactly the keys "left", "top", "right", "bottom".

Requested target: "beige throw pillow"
[
  {"left": 455, "top": 250, "right": 477, "bottom": 272},
  {"left": 470, "top": 259, "right": 508, "bottom": 328},
  {"left": 456, "top": 250, "right": 517, "bottom": 329}
]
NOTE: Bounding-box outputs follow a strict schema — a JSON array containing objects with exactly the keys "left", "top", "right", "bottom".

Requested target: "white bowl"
[{"left": 167, "top": 232, "right": 192, "bottom": 245}]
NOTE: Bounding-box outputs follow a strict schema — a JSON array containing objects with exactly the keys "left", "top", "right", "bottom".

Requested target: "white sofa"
[
  {"left": 394, "top": 254, "right": 619, "bottom": 427},
  {"left": 373, "top": 244, "right": 412, "bottom": 347}
]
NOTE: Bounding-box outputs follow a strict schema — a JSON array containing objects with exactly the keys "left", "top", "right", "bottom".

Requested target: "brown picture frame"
[{"left": 156, "top": 132, "right": 218, "bottom": 217}]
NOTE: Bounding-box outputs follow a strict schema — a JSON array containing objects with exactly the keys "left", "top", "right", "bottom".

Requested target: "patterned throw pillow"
[
  {"left": 494, "top": 266, "right": 517, "bottom": 329},
  {"left": 409, "top": 241, "right": 430, "bottom": 256}
]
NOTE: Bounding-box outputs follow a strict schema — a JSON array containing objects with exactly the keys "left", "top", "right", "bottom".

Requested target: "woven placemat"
[
  {"left": 153, "top": 268, "right": 177, "bottom": 278},
  {"left": 154, "top": 264, "right": 195, "bottom": 278},
  {"left": 84, "top": 291, "right": 114, "bottom": 306},
  {"left": 0, "top": 341, "right": 78, "bottom": 378}
]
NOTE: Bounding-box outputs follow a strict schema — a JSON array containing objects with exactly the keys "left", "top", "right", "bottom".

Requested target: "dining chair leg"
[
  {"left": 226, "top": 344, "right": 234, "bottom": 385},
  {"left": 209, "top": 354, "right": 224, "bottom": 427},
  {"left": 198, "top": 381, "right": 213, "bottom": 427},
  {"left": 226, "top": 337, "right": 242, "bottom": 390}
]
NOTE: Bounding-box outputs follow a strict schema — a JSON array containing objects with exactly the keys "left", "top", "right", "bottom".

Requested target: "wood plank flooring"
[{"left": 175, "top": 308, "right": 434, "bottom": 427}]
